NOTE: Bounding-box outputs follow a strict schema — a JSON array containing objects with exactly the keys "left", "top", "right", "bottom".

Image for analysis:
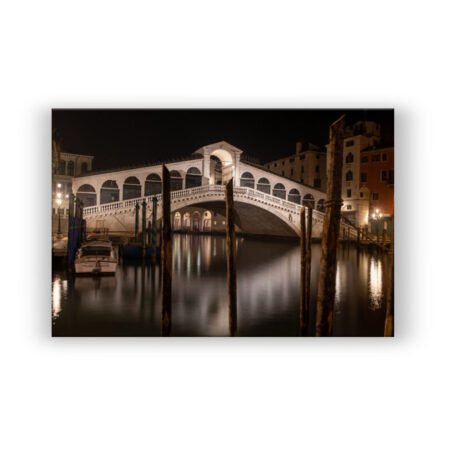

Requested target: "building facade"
[
  {"left": 264, "top": 141, "right": 327, "bottom": 192},
  {"left": 359, "top": 145, "right": 394, "bottom": 235},
  {"left": 52, "top": 152, "right": 94, "bottom": 235}
]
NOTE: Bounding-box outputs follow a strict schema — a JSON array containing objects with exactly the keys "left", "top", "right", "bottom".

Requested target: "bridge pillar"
[{"left": 202, "top": 154, "right": 211, "bottom": 184}]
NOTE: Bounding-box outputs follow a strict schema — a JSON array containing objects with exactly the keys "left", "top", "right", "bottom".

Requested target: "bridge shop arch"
[{"left": 76, "top": 184, "right": 96, "bottom": 206}]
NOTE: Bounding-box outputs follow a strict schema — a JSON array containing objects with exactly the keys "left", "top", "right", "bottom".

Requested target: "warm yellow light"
[
  {"left": 375, "top": 208, "right": 379, "bottom": 214},
  {"left": 65, "top": 194, "right": 69, "bottom": 198},
  {"left": 57, "top": 183, "right": 62, "bottom": 188},
  {"left": 56, "top": 199, "right": 62, "bottom": 206},
  {"left": 57, "top": 192, "right": 62, "bottom": 199},
  {"left": 372, "top": 213, "right": 376, "bottom": 219}
]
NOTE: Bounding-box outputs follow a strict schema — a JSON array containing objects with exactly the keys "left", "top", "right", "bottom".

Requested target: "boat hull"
[{"left": 75, "top": 261, "right": 117, "bottom": 275}]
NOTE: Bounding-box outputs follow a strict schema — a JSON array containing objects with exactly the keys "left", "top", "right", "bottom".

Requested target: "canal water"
[{"left": 52, "top": 235, "right": 391, "bottom": 337}]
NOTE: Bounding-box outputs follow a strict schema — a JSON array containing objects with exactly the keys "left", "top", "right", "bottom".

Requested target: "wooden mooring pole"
[
  {"left": 299, "top": 207, "right": 307, "bottom": 335},
  {"left": 315, "top": 114, "right": 345, "bottom": 336},
  {"left": 141, "top": 199, "right": 147, "bottom": 258},
  {"left": 151, "top": 196, "right": 158, "bottom": 264},
  {"left": 226, "top": 179, "right": 237, "bottom": 337},
  {"left": 305, "top": 207, "right": 312, "bottom": 316},
  {"left": 384, "top": 215, "right": 394, "bottom": 336},
  {"left": 161, "top": 165, "right": 172, "bottom": 336}
]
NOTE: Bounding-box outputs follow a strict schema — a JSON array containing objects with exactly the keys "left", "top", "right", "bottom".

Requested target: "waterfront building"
[
  {"left": 359, "top": 145, "right": 394, "bottom": 235},
  {"left": 52, "top": 151, "right": 94, "bottom": 234},
  {"left": 265, "top": 141, "right": 327, "bottom": 192}
]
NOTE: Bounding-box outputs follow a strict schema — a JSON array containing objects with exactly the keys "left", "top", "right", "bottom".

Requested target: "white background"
[{"left": 1, "top": 1, "right": 449, "bottom": 449}]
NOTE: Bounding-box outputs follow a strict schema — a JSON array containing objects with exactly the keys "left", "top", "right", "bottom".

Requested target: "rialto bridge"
[{"left": 72, "top": 141, "right": 352, "bottom": 239}]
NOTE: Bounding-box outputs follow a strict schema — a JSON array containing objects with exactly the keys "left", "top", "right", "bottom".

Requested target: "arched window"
[
  {"left": 192, "top": 211, "right": 201, "bottom": 232},
  {"left": 145, "top": 173, "right": 161, "bottom": 196},
  {"left": 81, "top": 162, "right": 88, "bottom": 173},
  {"left": 202, "top": 211, "right": 212, "bottom": 232},
  {"left": 173, "top": 212, "right": 181, "bottom": 231},
  {"left": 346, "top": 171, "right": 353, "bottom": 181},
  {"left": 346, "top": 153, "right": 354, "bottom": 163},
  {"left": 100, "top": 180, "right": 120, "bottom": 204},
  {"left": 76, "top": 184, "right": 96, "bottom": 207},
  {"left": 317, "top": 199, "right": 325, "bottom": 212},
  {"left": 273, "top": 183, "right": 286, "bottom": 199},
  {"left": 67, "top": 161, "right": 74, "bottom": 176},
  {"left": 303, "top": 193, "right": 315, "bottom": 209},
  {"left": 58, "top": 160, "right": 66, "bottom": 175},
  {"left": 182, "top": 212, "right": 191, "bottom": 230},
  {"left": 240, "top": 172, "right": 255, "bottom": 189},
  {"left": 256, "top": 177, "right": 271, "bottom": 194},
  {"left": 123, "top": 176, "right": 141, "bottom": 200},
  {"left": 287, "top": 188, "right": 301, "bottom": 204},
  {"left": 185, "top": 167, "right": 202, "bottom": 188},
  {"left": 170, "top": 170, "right": 183, "bottom": 191}
]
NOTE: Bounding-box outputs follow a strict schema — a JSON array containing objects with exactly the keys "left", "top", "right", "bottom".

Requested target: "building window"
[
  {"left": 382, "top": 153, "right": 387, "bottom": 161},
  {"left": 289, "top": 158, "right": 294, "bottom": 163},
  {"left": 81, "top": 162, "right": 88, "bottom": 173},
  {"left": 282, "top": 161, "right": 285, "bottom": 166},
  {"left": 346, "top": 140, "right": 354, "bottom": 147},
  {"left": 316, "top": 154, "right": 320, "bottom": 159},
  {"left": 347, "top": 205, "right": 352, "bottom": 210},
  {"left": 290, "top": 168, "right": 294, "bottom": 177},
  {"left": 361, "top": 172, "right": 367, "bottom": 182},
  {"left": 314, "top": 179, "right": 321, "bottom": 188},
  {"left": 372, "top": 153, "right": 380, "bottom": 162},
  {"left": 388, "top": 170, "right": 394, "bottom": 184},
  {"left": 301, "top": 165, "right": 304, "bottom": 173},
  {"left": 281, "top": 170, "right": 285, "bottom": 177},
  {"left": 345, "top": 171, "right": 353, "bottom": 181},
  {"left": 300, "top": 155, "right": 305, "bottom": 160},
  {"left": 361, "top": 156, "right": 368, "bottom": 163},
  {"left": 360, "top": 192, "right": 363, "bottom": 198},
  {"left": 372, "top": 193, "right": 379, "bottom": 200},
  {"left": 67, "top": 161, "right": 74, "bottom": 176},
  {"left": 347, "top": 189, "right": 351, "bottom": 198},
  {"left": 345, "top": 153, "right": 354, "bottom": 163},
  {"left": 381, "top": 170, "right": 387, "bottom": 181},
  {"left": 57, "top": 160, "right": 66, "bottom": 175},
  {"left": 274, "top": 163, "right": 277, "bottom": 167},
  {"left": 315, "top": 165, "right": 319, "bottom": 173}
]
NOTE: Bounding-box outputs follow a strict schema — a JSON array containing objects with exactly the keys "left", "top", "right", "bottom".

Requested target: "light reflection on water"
[{"left": 52, "top": 235, "right": 391, "bottom": 337}]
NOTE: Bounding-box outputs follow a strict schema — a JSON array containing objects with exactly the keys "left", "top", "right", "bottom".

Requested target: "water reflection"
[
  {"left": 368, "top": 257, "right": 383, "bottom": 311},
  {"left": 52, "top": 235, "right": 391, "bottom": 337}
]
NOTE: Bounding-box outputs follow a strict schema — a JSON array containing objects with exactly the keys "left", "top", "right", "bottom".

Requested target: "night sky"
[{"left": 52, "top": 109, "right": 394, "bottom": 171}]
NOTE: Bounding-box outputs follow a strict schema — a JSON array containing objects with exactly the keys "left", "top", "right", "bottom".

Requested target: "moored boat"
[{"left": 75, "top": 238, "right": 118, "bottom": 275}]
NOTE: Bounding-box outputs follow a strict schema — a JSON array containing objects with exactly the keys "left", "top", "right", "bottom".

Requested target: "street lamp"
[{"left": 56, "top": 198, "right": 62, "bottom": 237}]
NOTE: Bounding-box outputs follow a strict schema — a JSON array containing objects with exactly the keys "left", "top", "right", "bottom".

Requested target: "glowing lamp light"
[
  {"left": 372, "top": 213, "right": 376, "bottom": 219},
  {"left": 56, "top": 199, "right": 62, "bottom": 206},
  {"left": 65, "top": 194, "right": 69, "bottom": 198},
  {"left": 56, "top": 192, "right": 62, "bottom": 199},
  {"left": 375, "top": 208, "right": 379, "bottom": 214},
  {"left": 57, "top": 183, "right": 62, "bottom": 188}
]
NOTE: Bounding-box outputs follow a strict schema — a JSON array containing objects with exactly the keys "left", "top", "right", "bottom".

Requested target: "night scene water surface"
[{"left": 52, "top": 235, "right": 391, "bottom": 337}]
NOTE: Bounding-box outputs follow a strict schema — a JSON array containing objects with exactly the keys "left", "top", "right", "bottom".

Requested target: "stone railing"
[{"left": 81, "top": 184, "right": 331, "bottom": 231}]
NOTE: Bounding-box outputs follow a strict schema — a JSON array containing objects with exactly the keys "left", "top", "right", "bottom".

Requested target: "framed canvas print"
[{"left": 51, "top": 109, "right": 394, "bottom": 337}]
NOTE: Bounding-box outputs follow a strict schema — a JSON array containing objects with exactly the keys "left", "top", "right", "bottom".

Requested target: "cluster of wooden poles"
[{"left": 159, "top": 114, "right": 393, "bottom": 337}]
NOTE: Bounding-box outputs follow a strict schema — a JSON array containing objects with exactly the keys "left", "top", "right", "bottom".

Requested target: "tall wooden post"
[
  {"left": 226, "top": 179, "right": 237, "bottom": 337},
  {"left": 315, "top": 114, "right": 345, "bottom": 337},
  {"left": 299, "top": 207, "right": 307, "bottom": 335},
  {"left": 141, "top": 199, "right": 147, "bottom": 258},
  {"left": 134, "top": 202, "right": 140, "bottom": 240},
  {"left": 382, "top": 228, "right": 387, "bottom": 250},
  {"left": 151, "top": 196, "right": 158, "bottom": 264},
  {"left": 161, "top": 166, "right": 172, "bottom": 336},
  {"left": 384, "top": 214, "right": 394, "bottom": 336},
  {"left": 305, "top": 207, "right": 312, "bottom": 317}
]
